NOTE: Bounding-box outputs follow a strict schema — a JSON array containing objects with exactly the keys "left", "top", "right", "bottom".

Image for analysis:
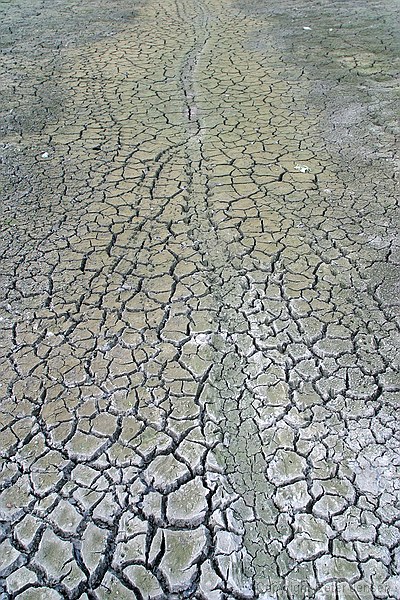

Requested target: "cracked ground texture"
[{"left": 0, "top": 0, "right": 399, "bottom": 597}]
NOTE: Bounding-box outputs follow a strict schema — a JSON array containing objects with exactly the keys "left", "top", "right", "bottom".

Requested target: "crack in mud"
[{"left": 0, "top": 0, "right": 399, "bottom": 598}]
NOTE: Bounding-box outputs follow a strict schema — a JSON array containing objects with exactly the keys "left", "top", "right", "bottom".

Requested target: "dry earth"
[{"left": 0, "top": 0, "right": 399, "bottom": 598}]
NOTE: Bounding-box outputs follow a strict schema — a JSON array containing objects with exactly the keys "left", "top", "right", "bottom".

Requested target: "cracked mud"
[{"left": 0, "top": 0, "right": 399, "bottom": 598}]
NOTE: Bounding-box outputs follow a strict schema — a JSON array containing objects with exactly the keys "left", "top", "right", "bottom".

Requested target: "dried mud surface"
[{"left": 0, "top": 0, "right": 399, "bottom": 598}]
